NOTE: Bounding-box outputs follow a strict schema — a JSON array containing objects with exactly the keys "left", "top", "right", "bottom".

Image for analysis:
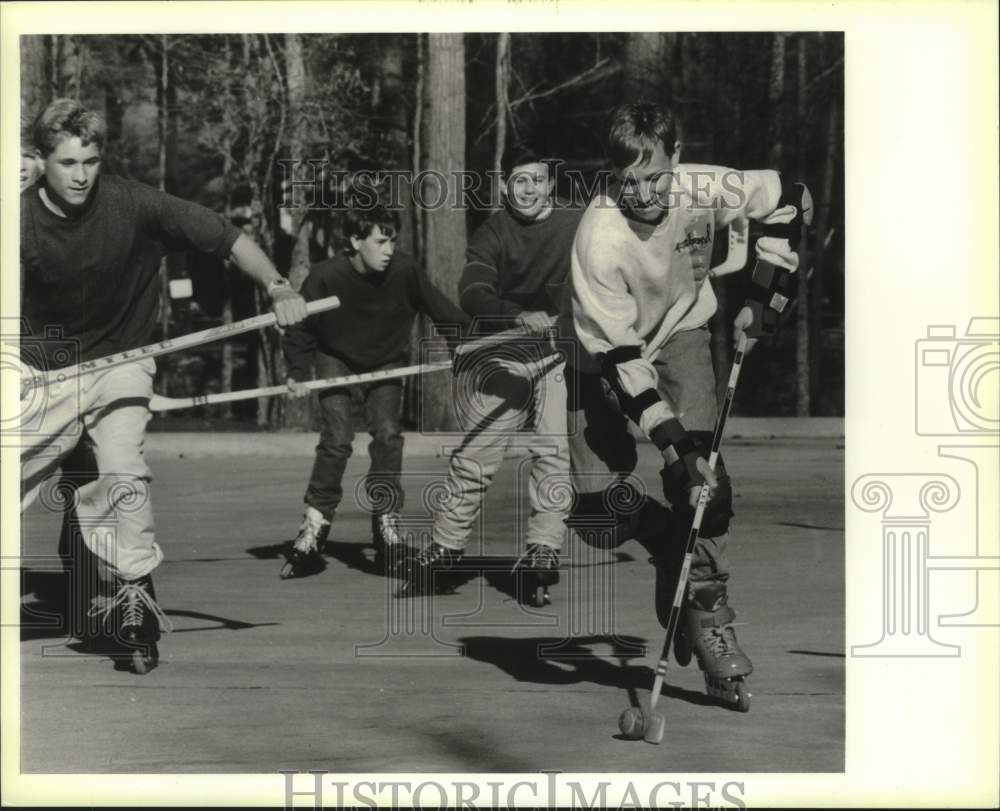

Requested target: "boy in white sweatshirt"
[{"left": 565, "top": 102, "right": 811, "bottom": 695}]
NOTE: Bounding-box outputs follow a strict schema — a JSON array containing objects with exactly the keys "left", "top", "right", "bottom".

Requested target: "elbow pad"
[{"left": 599, "top": 345, "right": 661, "bottom": 425}]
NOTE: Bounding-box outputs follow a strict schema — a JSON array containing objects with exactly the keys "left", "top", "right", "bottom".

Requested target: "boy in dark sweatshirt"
[{"left": 281, "top": 204, "right": 468, "bottom": 576}]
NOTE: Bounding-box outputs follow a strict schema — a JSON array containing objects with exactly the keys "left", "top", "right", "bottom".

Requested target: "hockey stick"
[
  {"left": 642, "top": 332, "right": 749, "bottom": 744},
  {"left": 148, "top": 360, "right": 451, "bottom": 411},
  {"left": 20, "top": 296, "right": 341, "bottom": 392},
  {"left": 453, "top": 315, "right": 558, "bottom": 357}
]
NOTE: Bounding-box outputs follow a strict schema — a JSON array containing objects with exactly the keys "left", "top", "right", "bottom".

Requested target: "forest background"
[{"left": 20, "top": 32, "right": 844, "bottom": 430}]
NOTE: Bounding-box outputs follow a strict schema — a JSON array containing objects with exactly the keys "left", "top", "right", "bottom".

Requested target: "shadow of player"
[
  {"left": 455, "top": 633, "right": 714, "bottom": 707},
  {"left": 245, "top": 535, "right": 424, "bottom": 580}
]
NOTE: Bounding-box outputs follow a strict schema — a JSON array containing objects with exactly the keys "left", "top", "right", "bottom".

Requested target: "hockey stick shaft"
[
  {"left": 647, "top": 333, "right": 747, "bottom": 713},
  {"left": 22, "top": 296, "right": 341, "bottom": 390},
  {"left": 148, "top": 360, "right": 451, "bottom": 412}
]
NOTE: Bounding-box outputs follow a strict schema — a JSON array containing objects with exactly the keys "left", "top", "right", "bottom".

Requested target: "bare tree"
[
  {"left": 623, "top": 32, "right": 668, "bottom": 102},
  {"left": 812, "top": 72, "right": 841, "bottom": 412},
  {"left": 20, "top": 36, "right": 50, "bottom": 122},
  {"left": 421, "top": 33, "right": 466, "bottom": 430},
  {"left": 795, "top": 35, "right": 810, "bottom": 416},
  {"left": 767, "top": 33, "right": 787, "bottom": 167},
  {"left": 285, "top": 33, "right": 312, "bottom": 293},
  {"left": 493, "top": 33, "right": 511, "bottom": 175}
]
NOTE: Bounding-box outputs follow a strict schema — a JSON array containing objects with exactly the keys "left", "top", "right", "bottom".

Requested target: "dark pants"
[{"left": 304, "top": 354, "right": 405, "bottom": 521}]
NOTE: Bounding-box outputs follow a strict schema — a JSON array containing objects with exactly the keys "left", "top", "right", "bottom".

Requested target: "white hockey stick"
[
  {"left": 20, "top": 296, "right": 341, "bottom": 392},
  {"left": 148, "top": 360, "right": 452, "bottom": 412}
]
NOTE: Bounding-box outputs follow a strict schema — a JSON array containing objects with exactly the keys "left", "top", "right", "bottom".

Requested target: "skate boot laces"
[
  {"left": 698, "top": 615, "right": 747, "bottom": 661},
  {"left": 415, "top": 542, "right": 460, "bottom": 568},
  {"left": 89, "top": 580, "right": 173, "bottom": 633},
  {"left": 377, "top": 512, "right": 403, "bottom": 546},
  {"left": 294, "top": 512, "right": 329, "bottom": 554},
  {"left": 511, "top": 543, "right": 559, "bottom": 573}
]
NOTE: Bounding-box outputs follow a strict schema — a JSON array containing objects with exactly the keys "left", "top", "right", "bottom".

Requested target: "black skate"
[
  {"left": 395, "top": 542, "right": 463, "bottom": 598},
  {"left": 681, "top": 582, "right": 753, "bottom": 712},
  {"left": 280, "top": 507, "right": 330, "bottom": 579},
  {"left": 90, "top": 574, "right": 172, "bottom": 675},
  {"left": 372, "top": 511, "right": 403, "bottom": 571},
  {"left": 512, "top": 543, "right": 560, "bottom": 607}
]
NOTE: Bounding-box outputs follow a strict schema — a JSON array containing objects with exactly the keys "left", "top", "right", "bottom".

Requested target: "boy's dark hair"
[
  {"left": 500, "top": 140, "right": 552, "bottom": 178},
  {"left": 340, "top": 204, "right": 402, "bottom": 253},
  {"left": 33, "top": 98, "right": 107, "bottom": 157},
  {"left": 605, "top": 103, "right": 681, "bottom": 171}
]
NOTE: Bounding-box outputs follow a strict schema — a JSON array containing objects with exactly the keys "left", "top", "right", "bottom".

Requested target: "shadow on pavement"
[{"left": 456, "top": 634, "right": 715, "bottom": 707}]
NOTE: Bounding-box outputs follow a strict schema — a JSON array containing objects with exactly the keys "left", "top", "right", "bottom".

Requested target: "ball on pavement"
[{"left": 618, "top": 707, "right": 646, "bottom": 739}]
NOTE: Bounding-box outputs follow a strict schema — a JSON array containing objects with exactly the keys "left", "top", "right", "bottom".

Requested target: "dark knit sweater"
[
  {"left": 283, "top": 251, "right": 469, "bottom": 379},
  {"left": 20, "top": 175, "right": 240, "bottom": 369}
]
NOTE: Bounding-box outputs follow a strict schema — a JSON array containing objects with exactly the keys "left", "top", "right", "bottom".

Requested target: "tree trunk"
[
  {"left": 405, "top": 35, "right": 427, "bottom": 428},
  {"left": 794, "top": 35, "right": 810, "bottom": 417},
  {"left": 412, "top": 35, "right": 426, "bottom": 264},
  {"left": 282, "top": 33, "right": 313, "bottom": 430},
  {"left": 811, "top": 79, "right": 840, "bottom": 414},
  {"left": 219, "top": 35, "right": 236, "bottom": 421},
  {"left": 493, "top": 33, "right": 511, "bottom": 176},
  {"left": 767, "top": 33, "right": 787, "bottom": 168},
  {"left": 709, "top": 34, "right": 730, "bottom": 404},
  {"left": 623, "top": 32, "right": 667, "bottom": 102},
  {"left": 285, "top": 33, "right": 313, "bottom": 292},
  {"left": 20, "top": 36, "right": 50, "bottom": 123},
  {"left": 156, "top": 36, "right": 172, "bottom": 396},
  {"left": 421, "top": 34, "right": 466, "bottom": 431},
  {"left": 52, "top": 35, "right": 85, "bottom": 99},
  {"left": 377, "top": 34, "right": 417, "bottom": 257}
]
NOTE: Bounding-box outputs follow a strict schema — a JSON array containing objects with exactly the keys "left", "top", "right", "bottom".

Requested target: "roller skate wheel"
[
  {"left": 279, "top": 562, "right": 295, "bottom": 580},
  {"left": 735, "top": 680, "right": 751, "bottom": 712},
  {"left": 130, "top": 643, "right": 158, "bottom": 675},
  {"left": 534, "top": 585, "right": 550, "bottom": 607}
]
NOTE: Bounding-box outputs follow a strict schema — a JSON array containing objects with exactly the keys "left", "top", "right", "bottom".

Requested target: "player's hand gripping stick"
[{"left": 20, "top": 296, "right": 341, "bottom": 395}]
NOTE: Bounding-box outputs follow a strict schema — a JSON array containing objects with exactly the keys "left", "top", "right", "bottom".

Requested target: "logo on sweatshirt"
[{"left": 674, "top": 225, "right": 711, "bottom": 253}]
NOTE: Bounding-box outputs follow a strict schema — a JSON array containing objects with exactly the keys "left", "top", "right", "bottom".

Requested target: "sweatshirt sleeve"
[
  {"left": 458, "top": 219, "right": 523, "bottom": 322},
  {"left": 678, "top": 164, "right": 799, "bottom": 273},
  {"left": 282, "top": 271, "right": 322, "bottom": 382},
  {"left": 134, "top": 182, "right": 242, "bottom": 259},
  {"left": 675, "top": 164, "right": 782, "bottom": 230},
  {"left": 570, "top": 213, "right": 675, "bottom": 434}
]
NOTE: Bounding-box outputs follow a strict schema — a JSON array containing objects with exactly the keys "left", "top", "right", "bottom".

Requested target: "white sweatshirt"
[{"left": 568, "top": 164, "right": 794, "bottom": 436}]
